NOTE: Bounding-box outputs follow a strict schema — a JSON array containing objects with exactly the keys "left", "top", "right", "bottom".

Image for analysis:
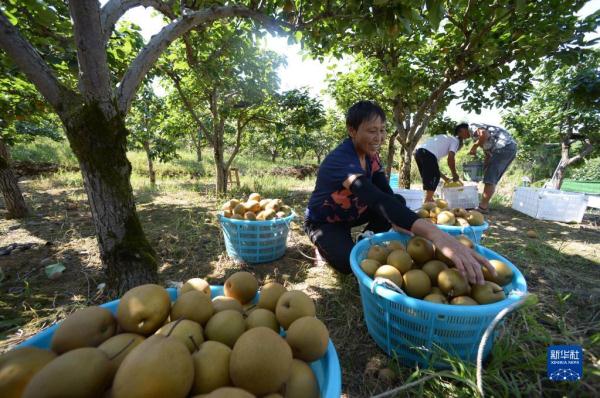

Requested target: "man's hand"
[{"left": 469, "top": 147, "right": 478, "bottom": 156}]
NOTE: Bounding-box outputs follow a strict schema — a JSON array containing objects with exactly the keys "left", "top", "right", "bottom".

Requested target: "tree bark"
[
  {"left": 63, "top": 104, "right": 158, "bottom": 295},
  {"left": 385, "top": 129, "right": 399, "bottom": 180},
  {"left": 142, "top": 140, "right": 156, "bottom": 187},
  {"left": 398, "top": 140, "right": 417, "bottom": 189},
  {"left": 549, "top": 136, "right": 595, "bottom": 190},
  {"left": 0, "top": 139, "right": 28, "bottom": 218}
]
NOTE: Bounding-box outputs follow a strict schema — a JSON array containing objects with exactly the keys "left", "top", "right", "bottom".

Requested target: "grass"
[{"left": 1, "top": 140, "right": 599, "bottom": 397}]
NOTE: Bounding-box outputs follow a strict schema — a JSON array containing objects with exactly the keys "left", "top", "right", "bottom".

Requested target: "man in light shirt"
[{"left": 414, "top": 123, "right": 471, "bottom": 203}]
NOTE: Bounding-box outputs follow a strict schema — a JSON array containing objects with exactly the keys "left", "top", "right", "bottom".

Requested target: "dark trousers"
[
  {"left": 414, "top": 148, "right": 440, "bottom": 191},
  {"left": 304, "top": 208, "right": 392, "bottom": 274}
]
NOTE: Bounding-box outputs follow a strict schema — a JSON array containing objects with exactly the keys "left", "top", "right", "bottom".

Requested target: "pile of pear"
[
  {"left": 222, "top": 193, "right": 292, "bottom": 221},
  {"left": 415, "top": 199, "right": 485, "bottom": 226},
  {"left": 0, "top": 272, "right": 329, "bottom": 398},
  {"left": 360, "top": 235, "right": 513, "bottom": 306}
]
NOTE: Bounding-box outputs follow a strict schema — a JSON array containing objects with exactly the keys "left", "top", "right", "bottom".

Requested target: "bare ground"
[{"left": 1, "top": 179, "right": 599, "bottom": 397}]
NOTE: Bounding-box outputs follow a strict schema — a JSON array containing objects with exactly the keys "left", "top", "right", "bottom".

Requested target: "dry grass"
[{"left": 1, "top": 156, "right": 599, "bottom": 397}]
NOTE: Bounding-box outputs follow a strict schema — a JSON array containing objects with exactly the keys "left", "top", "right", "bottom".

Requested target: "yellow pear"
[
  {"left": 51, "top": 306, "right": 116, "bottom": 354},
  {"left": 0, "top": 347, "right": 56, "bottom": 398},
  {"left": 116, "top": 284, "right": 171, "bottom": 335}
]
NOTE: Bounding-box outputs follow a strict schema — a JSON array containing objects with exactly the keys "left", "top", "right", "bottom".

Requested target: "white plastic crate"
[
  {"left": 440, "top": 184, "right": 479, "bottom": 209},
  {"left": 511, "top": 187, "right": 587, "bottom": 223},
  {"left": 392, "top": 188, "right": 424, "bottom": 210}
]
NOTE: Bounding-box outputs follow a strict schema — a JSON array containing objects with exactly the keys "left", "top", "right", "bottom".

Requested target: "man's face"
[
  {"left": 348, "top": 116, "right": 386, "bottom": 157},
  {"left": 458, "top": 127, "right": 470, "bottom": 140}
]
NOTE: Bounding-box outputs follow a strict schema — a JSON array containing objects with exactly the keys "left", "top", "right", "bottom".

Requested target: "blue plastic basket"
[
  {"left": 16, "top": 285, "right": 341, "bottom": 398},
  {"left": 218, "top": 213, "right": 295, "bottom": 264},
  {"left": 349, "top": 231, "right": 527, "bottom": 368},
  {"left": 436, "top": 221, "right": 489, "bottom": 244}
]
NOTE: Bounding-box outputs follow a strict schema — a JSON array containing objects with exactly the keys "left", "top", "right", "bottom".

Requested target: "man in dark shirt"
[{"left": 304, "top": 101, "right": 494, "bottom": 284}]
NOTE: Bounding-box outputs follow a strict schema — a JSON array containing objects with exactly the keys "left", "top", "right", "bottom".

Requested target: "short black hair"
[
  {"left": 346, "top": 101, "right": 386, "bottom": 130},
  {"left": 454, "top": 123, "right": 469, "bottom": 136}
]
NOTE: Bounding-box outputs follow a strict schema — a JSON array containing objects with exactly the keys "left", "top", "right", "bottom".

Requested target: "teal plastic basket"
[
  {"left": 349, "top": 231, "right": 527, "bottom": 368},
  {"left": 437, "top": 221, "right": 489, "bottom": 244},
  {"left": 16, "top": 286, "right": 342, "bottom": 398},
  {"left": 218, "top": 213, "right": 294, "bottom": 264}
]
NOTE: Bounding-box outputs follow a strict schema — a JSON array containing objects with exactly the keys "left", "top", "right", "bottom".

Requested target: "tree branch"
[
  {"left": 116, "top": 5, "right": 288, "bottom": 114},
  {"left": 0, "top": 11, "right": 75, "bottom": 113},
  {"left": 567, "top": 138, "right": 595, "bottom": 166},
  {"left": 69, "top": 0, "right": 113, "bottom": 111},
  {"left": 226, "top": 118, "right": 245, "bottom": 170},
  {"left": 101, "top": 0, "right": 177, "bottom": 42},
  {"left": 164, "top": 69, "right": 213, "bottom": 143}
]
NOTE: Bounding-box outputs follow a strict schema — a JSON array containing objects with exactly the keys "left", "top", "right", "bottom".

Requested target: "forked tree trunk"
[
  {"left": 142, "top": 141, "right": 156, "bottom": 187},
  {"left": 548, "top": 134, "right": 594, "bottom": 190},
  {"left": 64, "top": 104, "right": 158, "bottom": 294},
  {"left": 0, "top": 139, "right": 28, "bottom": 218}
]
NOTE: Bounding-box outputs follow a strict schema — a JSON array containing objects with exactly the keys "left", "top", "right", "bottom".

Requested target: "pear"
[
  {"left": 191, "top": 341, "right": 232, "bottom": 395},
  {"left": 407, "top": 236, "right": 434, "bottom": 264},
  {"left": 205, "top": 387, "right": 255, "bottom": 397},
  {"left": 248, "top": 193, "right": 261, "bottom": 202},
  {"left": 22, "top": 348, "right": 112, "bottom": 398},
  {"left": 224, "top": 272, "right": 258, "bottom": 304},
  {"left": 450, "top": 296, "right": 479, "bottom": 305},
  {"left": 212, "top": 296, "right": 243, "bottom": 313},
  {"left": 367, "top": 245, "right": 389, "bottom": 264},
  {"left": 430, "top": 286, "right": 444, "bottom": 295},
  {"left": 360, "top": 259, "right": 381, "bottom": 277},
  {"left": 423, "top": 293, "right": 449, "bottom": 304},
  {"left": 437, "top": 269, "right": 471, "bottom": 297},
  {"left": 171, "top": 291, "right": 214, "bottom": 326},
  {"left": 257, "top": 282, "right": 287, "bottom": 312},
  {"left": 286, "top": 316, "right": 329, "bottom": 362},
  {"left": 275, "top": 291, "right": 316, "bottom": 330},
  {"left": 0, "top": 347, "right": 56, "bottom": 398},
  {"left": 246, "top": 309, "right": 280, "bottom": 333},
  {"left": 456, "top": 235, "right": 474, "bottom": 249},
  {"left": 386, "top": 240, "right": 406, "bottom": 251},
  {"left": 51, "top": 306, "right": 116, "bottom": 354},
  {"left": 416, "top": 208, "right": 430, "bottom": 218},
  {"left": 387, "top": 249, "right": 413, "bottom": 273},
  {"left": 205, "top": 310, "right": 246, "bottom": 348},
  {"left": 230, "top": 327, "right": 292, "bottom": 396},
  {"left": 422, "top": 202, "right": 437, "bottom": 211},
  {"left": 112, "top": 334, "right": 193, "bottom": 398},
  {"left": 378, "top": 368, "right": 396, "bottom": 384},
  {"left": 421, "top": 260, "right": 448, "bottom": 285},
  {"left": 452, "top": 208, "right": 469, "bottom": 218},
  {"left": 233, "top": 203, "right": 247, "bottom": 216},
  {"left": 436, "top": 211, "right": 456, "bottom": 225},
  {"left": 244, "top": 211, "right": 257, "bottom": 221},
  {"left": 483, "top": 259, "right": 514, "bottom": 286},
  {"left": 467, "top": 210, "right": 485, "bottom": 226},
  {"left": 156, "top": 319, "right": 204, "bottom": 352},
  {"left": 471, "top": 281, "right": 506, "bottom": 304},
  {"left": 98, "top": 332, "right": 145, "bottom": 376},
  {"left": 374, "top": 265, "right": 403, "bottom": 287},
  {"left": 281, "top": 359, "right": 319, "bottom": 398},
  {"left": 116, "top": 284, "right": 171, "bottom": 335},
  {"left": 526, "top": 229, "right": 538, "bottom": 238},
  {"left": 245, "top": 200, "right": 261, "bottom": 213},
  {"left": 402, "top": 269, "right": 432, "bottom": 298},
  {"left": 435, "top": 199, "right": 448, "bottom": 209}
]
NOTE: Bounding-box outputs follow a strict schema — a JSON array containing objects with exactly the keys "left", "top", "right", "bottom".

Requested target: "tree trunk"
[
  {"left": 213, "top": 134, "right": 228, "bottom": 194},
  {"left": 398, "top": 141, "right": 417, "bottom": 189},
  {"left": 196, "top": 142, "right": 202, "bottom": 162},
  {"left": 0, "top": 139, "right": 28, "bottom": 219},
  {"left": 142, "top": 141, "right": 156, "bottom": 187},
  {"left": 64, "top": 104, "right": 158, "bottom": 295},
  {"left": 271, "top": 150, "right": 277, "bottom": 163},
  {"left": 385, "top": 130, "right": 399, "bottom": 181}
]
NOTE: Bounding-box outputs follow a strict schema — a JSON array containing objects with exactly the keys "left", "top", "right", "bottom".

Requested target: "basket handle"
[{"left": 371, "top": 277, "right": 407, "bottom": 296}]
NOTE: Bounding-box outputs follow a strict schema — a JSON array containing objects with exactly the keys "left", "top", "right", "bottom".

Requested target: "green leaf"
[{"left": 426, "top": 0, "right": 445, "bottom": 31}]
